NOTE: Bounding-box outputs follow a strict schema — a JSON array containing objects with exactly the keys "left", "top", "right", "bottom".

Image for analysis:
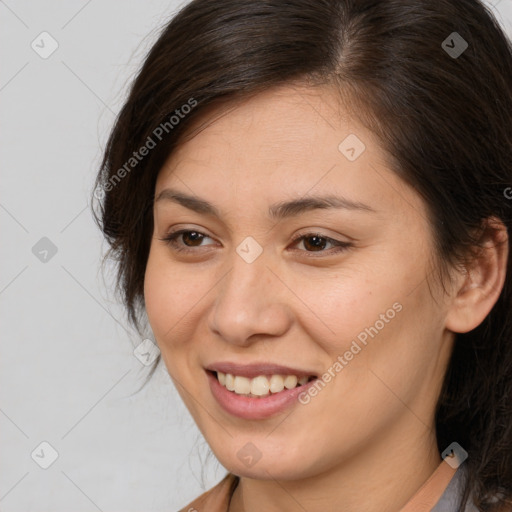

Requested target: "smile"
[
  {"left": 206, "top": 369, "right": 319, "bottom": 420},
  {"left": 214, "top": 371, "right": 316, "bottom": 397}
]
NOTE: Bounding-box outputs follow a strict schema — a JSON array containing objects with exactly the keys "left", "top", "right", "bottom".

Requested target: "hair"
[{"left": 92, "top": 0, "right": 512, "bottom": 510}]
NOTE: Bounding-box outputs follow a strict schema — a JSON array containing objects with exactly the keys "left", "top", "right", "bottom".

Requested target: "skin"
[{"left": 143, "top": 82, "right": 508, "bottom": 512}]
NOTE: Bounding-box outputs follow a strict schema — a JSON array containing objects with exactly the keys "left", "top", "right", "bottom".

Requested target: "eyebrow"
[{"left": 154, "top": 187, "right": 376, "bottom": 220}]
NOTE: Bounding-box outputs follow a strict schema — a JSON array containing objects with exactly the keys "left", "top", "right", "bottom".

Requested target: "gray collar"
[{"left": 431, "top": 464, "right": 479, "bottom": 512}]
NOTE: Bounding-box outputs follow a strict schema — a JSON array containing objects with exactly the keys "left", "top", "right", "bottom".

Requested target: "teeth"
[
  {"left": 269, "top": 375, "right": 285, "bottom": 393},
  {"left": 284, "top": 375, "right": 298, "bottom": 389},
  {"left": 250, "top": 375, "right": 270, "bottom": 396},
  {"left": 234, "top": 376, "right": 251, "bottom": 394},
  {"left": 216, "top": 372, "right": 313, "bottom": 397},
  {"left": 225, "top": 373, "right": 235, "bottom": 391}
]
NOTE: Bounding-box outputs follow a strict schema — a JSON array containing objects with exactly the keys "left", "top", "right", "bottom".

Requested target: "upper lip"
[{"left": 205, "top": 362, "right": 318, "bottom": 379}]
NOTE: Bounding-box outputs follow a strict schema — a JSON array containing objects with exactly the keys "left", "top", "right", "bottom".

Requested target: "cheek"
[
  {"left": 144, "top": 247, "right": 196, "bottom": 327},
  {"left": 308, "top": 262, "right": 439, "bottom": 385},
  {"left": 144, "top": 261, "right": 172, "bottom": 336},
  {"left": 307, "top": 271, "right": 401, "bottom": 355},
  {"left": 144, "top": 249, "right": 194, "bottom": 348},
  {"left": 143, "top": 247, "right": 219, "bottom": 382}
]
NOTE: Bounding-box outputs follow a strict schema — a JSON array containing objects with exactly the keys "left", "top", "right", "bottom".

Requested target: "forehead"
[
  {"left": 154, "top": 83, "right": 423, "bottom": 226},
  {"left": 158, "top": 84, "right": 370, "bottom": 182}
]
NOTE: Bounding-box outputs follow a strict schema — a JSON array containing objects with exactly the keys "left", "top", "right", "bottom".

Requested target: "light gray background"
[{"left": 1, "top": 1, "right": 511, "bottom": 511}]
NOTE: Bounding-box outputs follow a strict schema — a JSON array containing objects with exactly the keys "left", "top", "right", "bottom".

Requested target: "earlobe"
[{"left": 445, "top": 217, "right": 509, "bottom": 334}]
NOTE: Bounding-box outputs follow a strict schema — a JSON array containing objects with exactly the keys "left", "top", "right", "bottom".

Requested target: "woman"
[{"left": 93, "top": 0, "right": 512, "bottom": 510}]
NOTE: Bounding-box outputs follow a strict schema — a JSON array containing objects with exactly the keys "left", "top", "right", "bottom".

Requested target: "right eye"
[{"left": 158, "top": 229, "right": 217, "bottom": 253}]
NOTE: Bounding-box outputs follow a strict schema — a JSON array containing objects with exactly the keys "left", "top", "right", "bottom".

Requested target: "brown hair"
[{"left": 93, "top": 0, "right": 512, "bottom": 509}]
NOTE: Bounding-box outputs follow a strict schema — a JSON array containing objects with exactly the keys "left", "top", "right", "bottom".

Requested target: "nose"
[{"left": 207, "top": 247, "right": 293, "bottom": 347}]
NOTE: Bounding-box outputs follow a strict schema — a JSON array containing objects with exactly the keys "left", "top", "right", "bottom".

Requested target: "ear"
[{"left": 445, "top": 217, "right": 509, "bottom": 334}]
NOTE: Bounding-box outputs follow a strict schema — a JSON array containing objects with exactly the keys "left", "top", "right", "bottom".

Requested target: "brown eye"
[
  {"left": 300, "top": 235, "right": 329, "bottom": 252},
  {"left": 159, "top": 229, "right": 216, "bottom": 253},
  {"left": 159, "top": 229, "right": 352, "bottom": 257},
  {"left": 180, "top": 231, "right": 205, "bottom": 247},
  {"left": 290, "top": 232, "right": 352, "bottom": 256}
]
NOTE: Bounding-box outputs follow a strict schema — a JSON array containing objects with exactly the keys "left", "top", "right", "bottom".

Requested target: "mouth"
[{"left": 206, "top": 369, "right": 318, "bottom": 398}]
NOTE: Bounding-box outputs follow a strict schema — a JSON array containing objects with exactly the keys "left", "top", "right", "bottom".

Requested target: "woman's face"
[{"left": 144, "top": 83, "right": 454, "bottom": 480}]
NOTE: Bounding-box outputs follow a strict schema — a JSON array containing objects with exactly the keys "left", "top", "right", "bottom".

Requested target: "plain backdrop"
[{"left": 1, "top": 1, "right": 511, "bottom": 510}]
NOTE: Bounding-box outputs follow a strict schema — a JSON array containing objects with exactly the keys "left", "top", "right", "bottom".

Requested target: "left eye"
[
  {"left": 290, "top": 232, "right": 351, "bottom": 254},
  {"left": 159, "top": 229, "right": 352, "bottom": 256}
]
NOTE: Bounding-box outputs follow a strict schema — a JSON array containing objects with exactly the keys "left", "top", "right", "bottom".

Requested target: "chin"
[
  {"left": 229, "top": 462, "right": 299, "bottom": 480},
  {"left": 216, "top": 450, "right": 314, "bottom": 481}
]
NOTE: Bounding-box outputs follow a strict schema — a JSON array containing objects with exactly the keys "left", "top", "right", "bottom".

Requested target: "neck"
[{"left": 229, "top": 420, "right": 441, "bottom": 512}]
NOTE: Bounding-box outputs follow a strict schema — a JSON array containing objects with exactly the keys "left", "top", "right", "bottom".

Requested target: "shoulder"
[{"left": 177, "top": 473, "right": 239, "bottom": 512}]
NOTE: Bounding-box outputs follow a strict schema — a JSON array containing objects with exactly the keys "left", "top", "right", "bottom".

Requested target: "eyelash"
[{"left": 158, "top": 229, "right": 352, "bottom": 257}]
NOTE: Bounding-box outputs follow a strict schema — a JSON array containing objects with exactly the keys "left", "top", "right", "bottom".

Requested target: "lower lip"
[{"left": 206, "top": 370, "right": 318, "bottom": 420}]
